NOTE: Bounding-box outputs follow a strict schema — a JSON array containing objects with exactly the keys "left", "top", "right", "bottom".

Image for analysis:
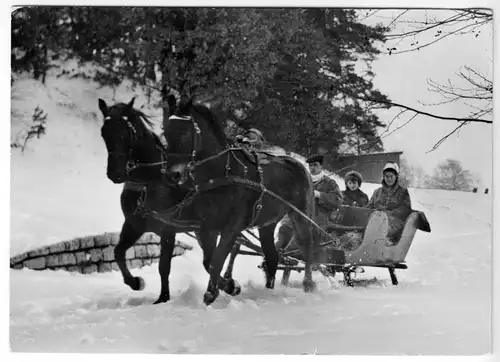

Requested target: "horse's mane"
[
  {"left": 190, "top": 103, "right": 231, "bottom": 147},
  {"left": 134, "top": 110, "right": 155, "bottom": 131},
  {"left": 113, "top": 102, "right": 165, "bottom": 148}
]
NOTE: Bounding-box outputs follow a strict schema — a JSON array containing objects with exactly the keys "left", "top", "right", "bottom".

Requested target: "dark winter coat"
[
  {"left": 342, "top": 189, "right": 369, "bottom": 207},
  {"left": 276, "top": 173, "right": 343, "bottom": 252},
  {"left": 342, "top": 170, "right": 369, "bottom": 207},
  {"left": 313, "top": 175, "right": 343, "bottom": 227}
]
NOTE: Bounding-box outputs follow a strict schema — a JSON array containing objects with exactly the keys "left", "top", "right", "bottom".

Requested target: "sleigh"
[
  {"left": 11, "top": 204, "right": 431, "bottom": 289},
  {"left": 236, "top": 205, "right": 431, "bottom": 287}
]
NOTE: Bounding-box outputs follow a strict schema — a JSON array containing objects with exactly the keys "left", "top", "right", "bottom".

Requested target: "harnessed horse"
[
  {"left": 151, "top": 96, "right": 320, "bottom": 305},
  {"left": 98, "top": 97, "right": 243, "bottom": 304}
]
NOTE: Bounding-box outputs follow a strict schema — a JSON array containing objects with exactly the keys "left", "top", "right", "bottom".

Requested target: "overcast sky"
[{"left": 361, "top": 9, "right": 493, "bottom": 188}]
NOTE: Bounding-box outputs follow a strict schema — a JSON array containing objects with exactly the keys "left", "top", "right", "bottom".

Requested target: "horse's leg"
[
  {"left": 223, "top": 242, "right": 239, "bottom": 279},
  {"left": 221, "top": 242, "right": 242, "bottom": 296},
  {"left": 290, "top": 213, "right": 317, "bottom": 293},
  {"left": 259, "top": 224, "right": 279, "bottom": 289},
  {"left": 195, "top": 230, "right": 217, "bottom": 274},
  {"left": 115, "top": 219, "right": 145, "bottom": 291},
  {"left": 197, "top": 230, "right": 241, "bottom": 296},
  {"left": 203, "top": 230, "right": 240, "bottom": 306},
  {"left": 154, "top": 227, "right": 176, "bottom": 304}
]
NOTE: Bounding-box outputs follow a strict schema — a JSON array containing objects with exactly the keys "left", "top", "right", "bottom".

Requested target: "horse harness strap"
[
  {"left": 123, "top": 181, "right": 147, "bottom": 192},
  {"left": 184, "top": 147, "right": 329, "bottom": 238},
  {"left": 124, "top": 114, "right": 198, "bottom": 176},
  {"left": 161, "top": 114, "right": 332, "bottom": 240},
  {"left": 197, "top": 174, "right": 331, "bottom": 240},
  {"left": 168, "top": 114, "right": 202, "bottom": 165},
  {"left": 230, "top": 177, "right": 332, "bottom": 240},
  {"left": 247, "top": 150, "right": 265, "bottom": 228},
  {"left": 124, "top": 145, "right": 169, "bottom": 175},
  {"left": 147, "top": 172, "right": 330, "bottom": 241},
  {"left": 195, "top": 148, "right": 265, "bottom": 228}
]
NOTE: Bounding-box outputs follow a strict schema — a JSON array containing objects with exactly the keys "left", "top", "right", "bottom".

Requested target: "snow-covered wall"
[{"left": 10, "top": 232, "right": 192, "bottom": 273}]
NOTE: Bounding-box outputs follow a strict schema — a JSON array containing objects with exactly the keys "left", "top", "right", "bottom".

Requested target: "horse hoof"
[
  {"left": 153, "top": 294, "right": 170, "bottom": 304},
  {"left": 265, "top": 277, "right": 275, "bottom": 290},
  {"left": 223, "top": 279, "right": 241, "bottom": 296},
  {"left": 131, "top": 277, "right": 145, "bottom": 291},
  {"left": 203, "top": 290, "right": 219, "bottom": 306},
  {"left": 232, "top": 281, "right": 242, "bottom": 296},
  {"left": 303, "top": 280, "right": 316, "bottom": 293}
]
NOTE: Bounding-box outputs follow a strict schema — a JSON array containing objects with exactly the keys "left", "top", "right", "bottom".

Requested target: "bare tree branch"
[
  {"left": 378, "top": 8, "right": 492, "bottom": 57},
  {"left": 365, "top": 9, "right": 493, "bottom": 151},
  {"left": 465, "top": 65, "right": 492, "bottom": 85},
  {"left": 382, "top": 113, "right": 418, "bottom": 139},
  {"left": 383, "top": 18, "right": 491, "bottom": 55},
  {"left": 426, "top": 121, "right": 470, "bottom": 153},
  {"left": 383, "top": 10, "right": 410, "bottom": 33},
  {"left": 385, "top": 11, "right": 466, "bottom": 39},
  {"left": 357, "top": 9, "right": 382, "bottom": 21},
  {"left": 378, "top": 109, "right": 408, "bottom": 138},
  {"left": 361, "top": 112, "right": 420, "bottom": 154},
  {"left": 459, "top": 8, "right": 493, "bottom": 18},
  {"left": 348, "top": 93, "right": 492, "bottom": 124},
  {"left": 424, "top": 66, "right": 492, "bottom": 114}
]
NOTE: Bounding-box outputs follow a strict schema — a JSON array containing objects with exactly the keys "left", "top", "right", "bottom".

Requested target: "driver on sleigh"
[
  {"left": 236, "top": 128, "right": 266, "bottom": 151},
  {"left": 275, "top": 154, "right": 343, "bottom": 256}
]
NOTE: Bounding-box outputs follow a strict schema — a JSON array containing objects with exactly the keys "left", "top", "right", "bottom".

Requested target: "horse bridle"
[
  {"left": 143, "top": 113, "right": 339, "bottom": 242},
  {"left": 166, "top": 114, "right": 202, "bottom": 172},
  {"left": 164, "top": 113, "right": 269, "bottom": 227},
  {"left": 105, "top": 115, "right": 168, "bottom": 176},
  {"left": 151, "top": 111, "right": 266, "bottom": 227}
]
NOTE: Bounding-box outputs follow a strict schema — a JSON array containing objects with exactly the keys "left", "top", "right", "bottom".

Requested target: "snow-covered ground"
[{"left": 9, "top": 64, "right": 492, "bottom": 355}]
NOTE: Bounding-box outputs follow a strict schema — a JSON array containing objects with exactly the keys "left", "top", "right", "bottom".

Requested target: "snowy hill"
[
  {"left": 10, "top": 61, "right": 164, "bottom": 255},
  {"left": 10, "top": 63, "right": 492, "bottom": 354}
]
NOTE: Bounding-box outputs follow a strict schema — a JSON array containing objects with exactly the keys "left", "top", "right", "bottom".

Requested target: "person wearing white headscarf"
[{"left": 367, "top": 162, "right": 412, "bottom": 239}]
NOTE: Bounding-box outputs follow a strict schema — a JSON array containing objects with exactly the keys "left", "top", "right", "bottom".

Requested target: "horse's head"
[
  {"left": 98, "top": 97, "right": 160, "bottom": 184},
  {"left": 164, "top": 95, "right": 201, "bottom": 164},
  {"left": 163, "top": 95, "right": 229, "bottom": 185}
]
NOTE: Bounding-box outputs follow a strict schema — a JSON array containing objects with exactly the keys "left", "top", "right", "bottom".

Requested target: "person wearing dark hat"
[
  {"left": 367, "top": 162, "right": 412, "bottom": 239},
  {"left": 342, "top": 170, "right": 369, "bottom": 207},
  {"left": 275, "top": 154, "right": 343, "bottom": 252}
]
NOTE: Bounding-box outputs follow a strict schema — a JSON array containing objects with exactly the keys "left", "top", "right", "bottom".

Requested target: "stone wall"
[{"left": 10, "top": 232, "right": 193, "bottom": 274}]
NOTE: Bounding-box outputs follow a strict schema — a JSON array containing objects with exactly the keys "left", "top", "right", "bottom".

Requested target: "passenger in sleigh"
[
  {"left": 275, "top": 154, "right": 343, "bottom": 254},
  {"left": 367, "top": 162, "right": 412, "bottom": 240},
  {"left": 342, "top": 170, "right": 369, "bottom": 207}
]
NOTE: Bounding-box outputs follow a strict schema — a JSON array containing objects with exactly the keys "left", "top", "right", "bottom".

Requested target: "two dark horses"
[{"left": 98, "top": 96, "right": 318, "bottom": 305}]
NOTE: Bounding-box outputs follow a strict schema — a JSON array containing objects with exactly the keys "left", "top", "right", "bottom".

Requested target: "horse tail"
[
  {"left": 280, "top": 156, "right": 318, "bottom": 291},
  {"left": 281, "top": 156, "right": 317, "bottom": 254},
  {"left": 282, "top": 156, "right": 315, "bottom": 214}
]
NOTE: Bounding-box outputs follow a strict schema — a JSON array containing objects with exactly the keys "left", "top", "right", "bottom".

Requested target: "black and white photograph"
[{"left": 8, "top": 1, "right": 494, "bottom": 356}]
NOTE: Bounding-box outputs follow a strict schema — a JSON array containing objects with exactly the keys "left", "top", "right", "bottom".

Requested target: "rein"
[
  {"left": 105, "top": 113, "right": 170, "bottom": 176},
  {"left": 145, "top": 171, "right": 332, "bottom": 240},
  {"left": 152, "top": 113, "right": 266, "bottom": 229},
  {"left": 124, "top": 145, "right": 169, "bottom": 174},
  {"left": 152, "top": 113, "right": 333, "bottom": 240}
]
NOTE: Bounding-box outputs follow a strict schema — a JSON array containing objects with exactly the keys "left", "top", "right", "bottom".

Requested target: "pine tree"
[{"left": 11, "top": 7, "right": 390, "bottom": 158}]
